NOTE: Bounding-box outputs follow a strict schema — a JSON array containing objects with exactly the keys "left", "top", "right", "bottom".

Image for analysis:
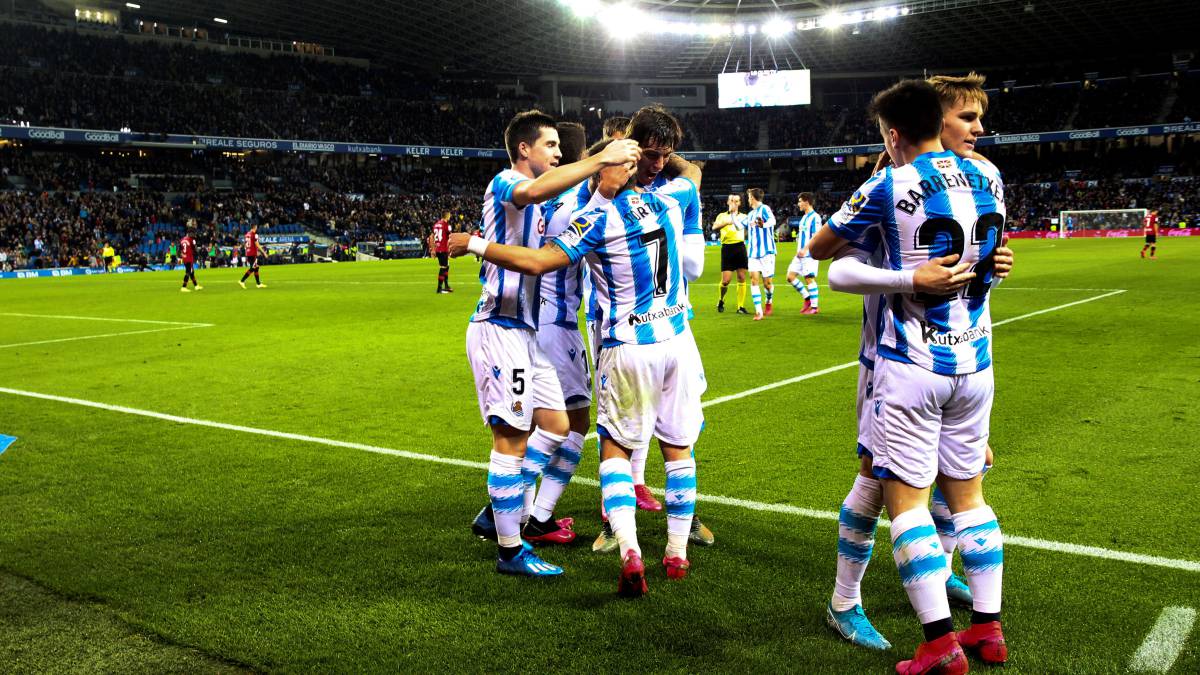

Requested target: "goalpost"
[{"left": 1057, "top": 208, "right": 1146, "bottom": 239}]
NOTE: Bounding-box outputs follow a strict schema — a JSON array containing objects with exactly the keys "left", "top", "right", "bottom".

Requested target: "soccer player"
[
  {"left": 238, "top": 224, "right": 266, "bottom": 289},
  {"left": 462, "top": 110, "right": 640, "bottom": 577},
  {"left": 431, "top": 212, "right": 454, "bottom": 293},
  {"left": 520, "top": 121, "right": 593, "bottom": 544},
  {"left": 179, "top": 229, "right": 202, "bottom": 292},
  {"left": 714, "top": 194, "right": 749, "bottom": 314},
  {"left": 602, "top": 115, "right": 630, "bottom": 140},
  {"left": 601, "top": 105, "right": 716, "bottom": 546},
  {"left": 811, "top": 80, "right": 1009, "bottom": 672},
  {"left": 448, "top": 136, "right": 706, "bottom": 597},
  {"left": 823, "top": 72, "right": 1015, "bottom": 653},
  {"left": 745, "top": 188, "right": 777, "bottom": 320},
  {"left": 1141, "top": 209, "right": 1159, "bottom": 259},
  {"left": 786, "top": 192, "right": 821, "bottom": 315}
]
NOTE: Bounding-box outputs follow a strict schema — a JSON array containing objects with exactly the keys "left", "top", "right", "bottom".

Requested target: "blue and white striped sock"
[
  {"left": 790, "top": 276, "right": 808, "bottom": 297},
  {"left": 599, "top": 457, "right": 639, "bottom": 558},
  {"left": 833, "top": 474, "right": 882, "bottom": 610},
  {"left": 521, "top": 428, "right": 566, "bottom": 520},
  {"left": 750, "top": 283, "right": 763, "bottom": 315},
  {"left": 806, "top": 281, "right": 819, "bottom": 308},
  {"left": 891, "top": 508, "right": 952, "bottom": 624},
  {"left": 487, "top": 450, "right": 525, "bottom": 549},
  {"left": 765, "top": 286, "right": 774, "bottom": 303},
  {"left": 930, "top": 487, "right": 958, "bottom": 563},
  {"left": 663, "top": 458, "right": 697, "bottom": 559},
  {"left": 954, "top": 505, "right": 1004, "bottom": 614},
  {"left": 531, "top": 431, "right": 583, "bottom": 522}
]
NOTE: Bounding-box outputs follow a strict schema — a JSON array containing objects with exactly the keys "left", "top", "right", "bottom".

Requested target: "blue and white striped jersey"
[
  {"left": 828, "top": 150, "right": 1005, "bottom": 375},
  {"left": 746, "top": 203, "right": 777, "bottom": 258},
  {"left": 538, "top": 180, "right": 592, "bottom": 329},
  {"left": 797, "top": 210, "right": 822, "bottom": 256},
  {"left": 583, "top": 176, "right": 702, "bottom": 324},
  {"left": 553, "top": 187, "right": 697, "bottom": 347},
  {"left": 470, "top": 169, "right": 545, "bottom": 330},
  {"left": 843, "top": 227, "right": 888, "bottom": 368}
]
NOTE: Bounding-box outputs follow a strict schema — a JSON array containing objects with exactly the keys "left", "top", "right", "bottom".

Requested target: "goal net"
[{"left": 1058, "top": 209, "right": 1146, "bottom": 238}]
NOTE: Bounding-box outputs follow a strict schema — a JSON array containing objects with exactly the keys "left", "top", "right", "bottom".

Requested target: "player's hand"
[
  {"left": 913, "top": 254, "right": 974, "bottom": 294},
  {"left": 993, "top": 236, "right": 1014, "bottom": 278},
  {"left": 597, "top": 139, "right": 641, "bottom": 167},
  {"left": 872, "top": 151, "right": 892, "bottom": 175},
  {"left": 447, "top": 232, "right": 472, "bottom": 258},
  {"left": 797, "top": 249, "right": 809, "bottom": 259}
]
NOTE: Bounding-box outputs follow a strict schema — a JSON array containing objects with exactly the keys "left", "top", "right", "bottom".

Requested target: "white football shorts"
[
  {"left": 536, "top": 323, "right": 591, "bottom": 410},
  {"left": 787, "top": 255, "right": 819, "bottom": 278},
  {"left": 748, "top": 253, "right": 776, "bottom": 278},
  {"left": 868, "top": 356, "right": 993, "bottom": 487},
  {"left": 594, "top": 329, "right": 707, "bottom": 452},
  {"left": 466, "top": 320, "right": 566, "bottom": 430}
]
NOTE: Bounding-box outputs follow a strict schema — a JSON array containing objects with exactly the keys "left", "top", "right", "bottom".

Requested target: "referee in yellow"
[{"left": 714, "top": 193, "right": 749, "bottom": 314}]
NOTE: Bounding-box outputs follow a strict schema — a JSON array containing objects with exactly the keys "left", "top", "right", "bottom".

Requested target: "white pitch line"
[
  {"left": 1129, "top": 606, "right": 1197, "bottom": 673},
  {"left": 0, "top": 384, "right": 1197, "bottom": 574},
  {"left": 0, "top": 325, "right": 211, "bottom": 350},
  {"left": 0, "top": 312, "right": 212, "bottom": 327}
]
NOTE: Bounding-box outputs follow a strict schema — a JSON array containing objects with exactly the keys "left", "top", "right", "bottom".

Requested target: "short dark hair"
[
  {"left": 798, "top": 192, "right": 814, "bottom": 204},
  {"left": 627, "top": 105, "right": 683, "bottom": 151},
  {"left": 504, "top": 110, "right": 557, "bottom": 164},
  {"left": 585, "top": 138, "right": 635, "bottom": 193},
  {"left": 748, "top": 188, "right": 764, "bottom": 201},
  {"left": 868, "top": 80, "right": 944, "bottom": 144},
  {"left": 602, "top": 116, "right": 631, "bottom": 139},
  {"left": 556, "top": 122, "right": 587, "bottom": 165}
]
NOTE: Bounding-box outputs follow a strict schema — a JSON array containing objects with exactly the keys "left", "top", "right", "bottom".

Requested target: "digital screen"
[{"left": 718, "top": 70, "right": 811, "bottom": 109}]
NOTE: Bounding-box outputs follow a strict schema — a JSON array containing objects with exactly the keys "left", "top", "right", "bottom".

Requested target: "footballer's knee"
[
  {"left": 533, "top": 408, "right": 570, "bottom": 437},
  {"left": 566, "top": 407, "right": 590, "bottom": 436}
]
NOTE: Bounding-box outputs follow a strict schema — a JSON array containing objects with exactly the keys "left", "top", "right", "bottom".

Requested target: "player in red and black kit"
[
  {"left": 429, "top": 211, "right": 454, "bottom": 294},
  {"left": 238, "top": 223, "right": 267, "bottom": 288},
  {"left": 1141, "top": 209, "right": 1159, "bottom": 259},
  {"left": 179, "top": 228, "right": 202, "bottom": 292}
]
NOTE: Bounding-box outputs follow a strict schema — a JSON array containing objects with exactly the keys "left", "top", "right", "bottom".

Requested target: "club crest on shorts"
[{"left": 511, "top": 401, "right": 524, "bottom": 417}]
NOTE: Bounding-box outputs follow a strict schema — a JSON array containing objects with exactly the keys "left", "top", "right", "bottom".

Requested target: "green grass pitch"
[{"left": 0, "top": 237, "right": 1196, "bottom": 673}]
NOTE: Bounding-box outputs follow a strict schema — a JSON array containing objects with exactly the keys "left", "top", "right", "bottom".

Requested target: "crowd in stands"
[{"left": 1, "top": 22, "right": 1195, "bottom": 152}]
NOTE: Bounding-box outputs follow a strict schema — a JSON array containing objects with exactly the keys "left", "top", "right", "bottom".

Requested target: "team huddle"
[{"left": 449, "top": 73, "right": 1016, "bottom": 674}]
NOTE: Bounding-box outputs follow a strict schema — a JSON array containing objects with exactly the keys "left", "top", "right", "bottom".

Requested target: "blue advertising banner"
[{"left": 2, "top": 121, "right": 1197, "bottom": 162}]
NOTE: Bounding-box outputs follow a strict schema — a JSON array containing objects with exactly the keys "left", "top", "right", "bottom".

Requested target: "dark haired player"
[
  {"left": 464, "top": 110, "right": 639, "bottom": 578},
  {"left": 811, "top": 80, "right": 1009, "bottom": 673},
  {"left": 179, "top": 229, "right": 202, "bottom": 292},
  {"left": 238, "top": 224, "right": 266, "bottom": 289}
]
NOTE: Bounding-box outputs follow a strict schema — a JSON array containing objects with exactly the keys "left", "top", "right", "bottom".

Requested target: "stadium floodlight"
[
  {"left": 564, "top": 0, "right": 601, "bottom": 19},
  {"left": 901, "top": 7, "right": 911, "bottom": 15},
  {"left": 125, "top": 2, "right": 141, "bottom": 8},
  {"left": 603, "top": 3, "right": 644, "bottom": 37},
  {"left": 884, "top": 6, "right": 899, "bottom": 18},
  {"left": 733, "top": 23, "right": 746, "bottom": 35},
  {"left": 821, "top": 11, "right": 841, "bottom": 28},
  {"left": 213, "top": 17, "right": 228, "bottom": 24},
  {"left": 764, "top": 17, "right": 792, "bottom": 38}
]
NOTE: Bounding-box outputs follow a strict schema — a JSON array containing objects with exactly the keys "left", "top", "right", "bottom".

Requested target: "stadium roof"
[{"left": 74, "top": 0, "right": 1199, "bottom": 79}]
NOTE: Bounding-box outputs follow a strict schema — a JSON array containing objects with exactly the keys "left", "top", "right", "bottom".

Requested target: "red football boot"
[
  {"left": 895, "top": 632, "right": 969, "bottom": 675},
  {"left": 634, "top": 484, "right": 663, "bottom": 511},
  {"left": 764, "top": 301, "right": 774, "bottom": 316},
  {"left": 956, "top": 621, "right": 1007, "bottom": 665},
  {"left": 618, "top": 552, "right": 648, "bottom": 598},
  {"left": 663, "top": 555, "right": 690, "bottom": 580},
  {"left": 523, "top": 517, "right": 577, "bottom": 544},
  {"left": 802, "top": 298, "right": 812, "bottom": 313}
]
